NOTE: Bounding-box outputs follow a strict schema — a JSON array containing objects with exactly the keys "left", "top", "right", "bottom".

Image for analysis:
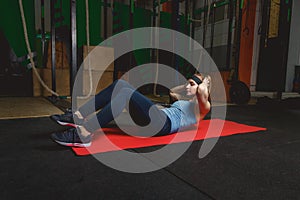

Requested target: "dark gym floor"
[{"left": 0, "top": 98, "right": 300, "bottom": 200}]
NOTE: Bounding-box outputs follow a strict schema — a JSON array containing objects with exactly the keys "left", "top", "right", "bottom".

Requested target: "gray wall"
[
  {"left": 286, "top": 0, "right": 300, "bottom": 91},
  {"left": 194, "top": 19, "right": 234, "bottom": 70}
]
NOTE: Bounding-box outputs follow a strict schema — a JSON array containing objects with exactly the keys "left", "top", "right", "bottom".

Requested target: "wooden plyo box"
[
  {"left": 33, "top": 68, "right": 70, "bottom": 97},
  {"left": 82, "top": 46, "right": 114, "bottom": 95},
  {"left": 33, "top": 41, "right": 70, "bottom": 96},
  {"left": 32, "top": 46, "right": 114, "bottom": 97},
  {"left": 46, "top": 41, "right": 70, "bottom": 69}
]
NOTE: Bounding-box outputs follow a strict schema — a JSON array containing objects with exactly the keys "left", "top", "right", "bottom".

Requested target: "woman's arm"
[
  {"left": 195, "top": 78, "right": 211, "bottom": 120},
  {"left": 169, "top": 84, "right": 186, "bottom": 102}
]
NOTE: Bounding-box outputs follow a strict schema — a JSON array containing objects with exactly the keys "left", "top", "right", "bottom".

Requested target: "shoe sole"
[
  {"left": 57, "top": 120, "right": 78, "bottom": 128},
  {"left": 54, "top": 140, "right": 91, "bottom": 147}
]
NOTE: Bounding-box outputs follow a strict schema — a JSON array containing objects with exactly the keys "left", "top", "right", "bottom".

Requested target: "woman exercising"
[{"left": 51, "top": 73, "right": 211, "bottom": 147}]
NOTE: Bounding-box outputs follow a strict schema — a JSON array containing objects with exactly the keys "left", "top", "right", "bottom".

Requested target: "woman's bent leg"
[
  {"left": 78, "top": 80, "right": 135, "bottom": 118},
  {"left": 83, "top": 87, "right": 170, "bottom": 136}
]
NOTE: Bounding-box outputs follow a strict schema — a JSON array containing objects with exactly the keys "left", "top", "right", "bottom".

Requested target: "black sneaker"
[
  {"left": 51, "top": 128, "right": 92, "bottom": 147},
  {"left": 50, "top": 109, "right": 83, "bottom": 127}
]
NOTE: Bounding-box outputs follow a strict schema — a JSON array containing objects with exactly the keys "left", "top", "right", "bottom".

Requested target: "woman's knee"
[
  {"left": 119, "top": 87, "right": 135, "bottom": 96},
  {"left": 116, "top": 79, "right": 129, "bottom": 87}
]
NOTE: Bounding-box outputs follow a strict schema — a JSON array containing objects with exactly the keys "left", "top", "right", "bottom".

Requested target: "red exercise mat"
[{"left": 72, "top": 119, "right": 266, "bottom": 156}]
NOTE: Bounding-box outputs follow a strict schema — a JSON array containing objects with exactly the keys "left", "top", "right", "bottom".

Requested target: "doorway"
[{"left": 256, "top": 0, "right": 292, "bottom": 92}]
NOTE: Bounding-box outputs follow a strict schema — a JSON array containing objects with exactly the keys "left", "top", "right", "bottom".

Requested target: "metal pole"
[
  {"left": 104, "top": 0, "right": 108, "bottom": 39},
  {"left": 172, "top": 0, "right": 180, "bottom": 83},
  {"left": 191, "top": 0, "right": 196, "bottom": 39},
  {"left": 44, "top": 0, "right": 51, "bottom": 33},
  {"left": 210, "top": 2, "right": 216, "bottom": 56},
  {"left": 129, "top": 0, "right": 134, "bottom": 73},
  {"left": 234, "top": 0, "right": 243, "bottom": 81},
  {"left": 226, "top": 0, "right": 234, "bottom": 70},
  {"left": 202, "top": 0, "right": 208, "bottom": 47},
  {"left": 34, "top": 0, "right": 42, "bottom": 31},
  {"left": 70, "top": 0, "right": 77, "bottom": 95},
  {"left": 185, "top": 0, "right": 189, "bottom": 35},
  {"left": 152, "top": 0, "right": 156, "bottom": 63},
  {"left": 51, "top": 0, "right": 56, "bottom": 93}
]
